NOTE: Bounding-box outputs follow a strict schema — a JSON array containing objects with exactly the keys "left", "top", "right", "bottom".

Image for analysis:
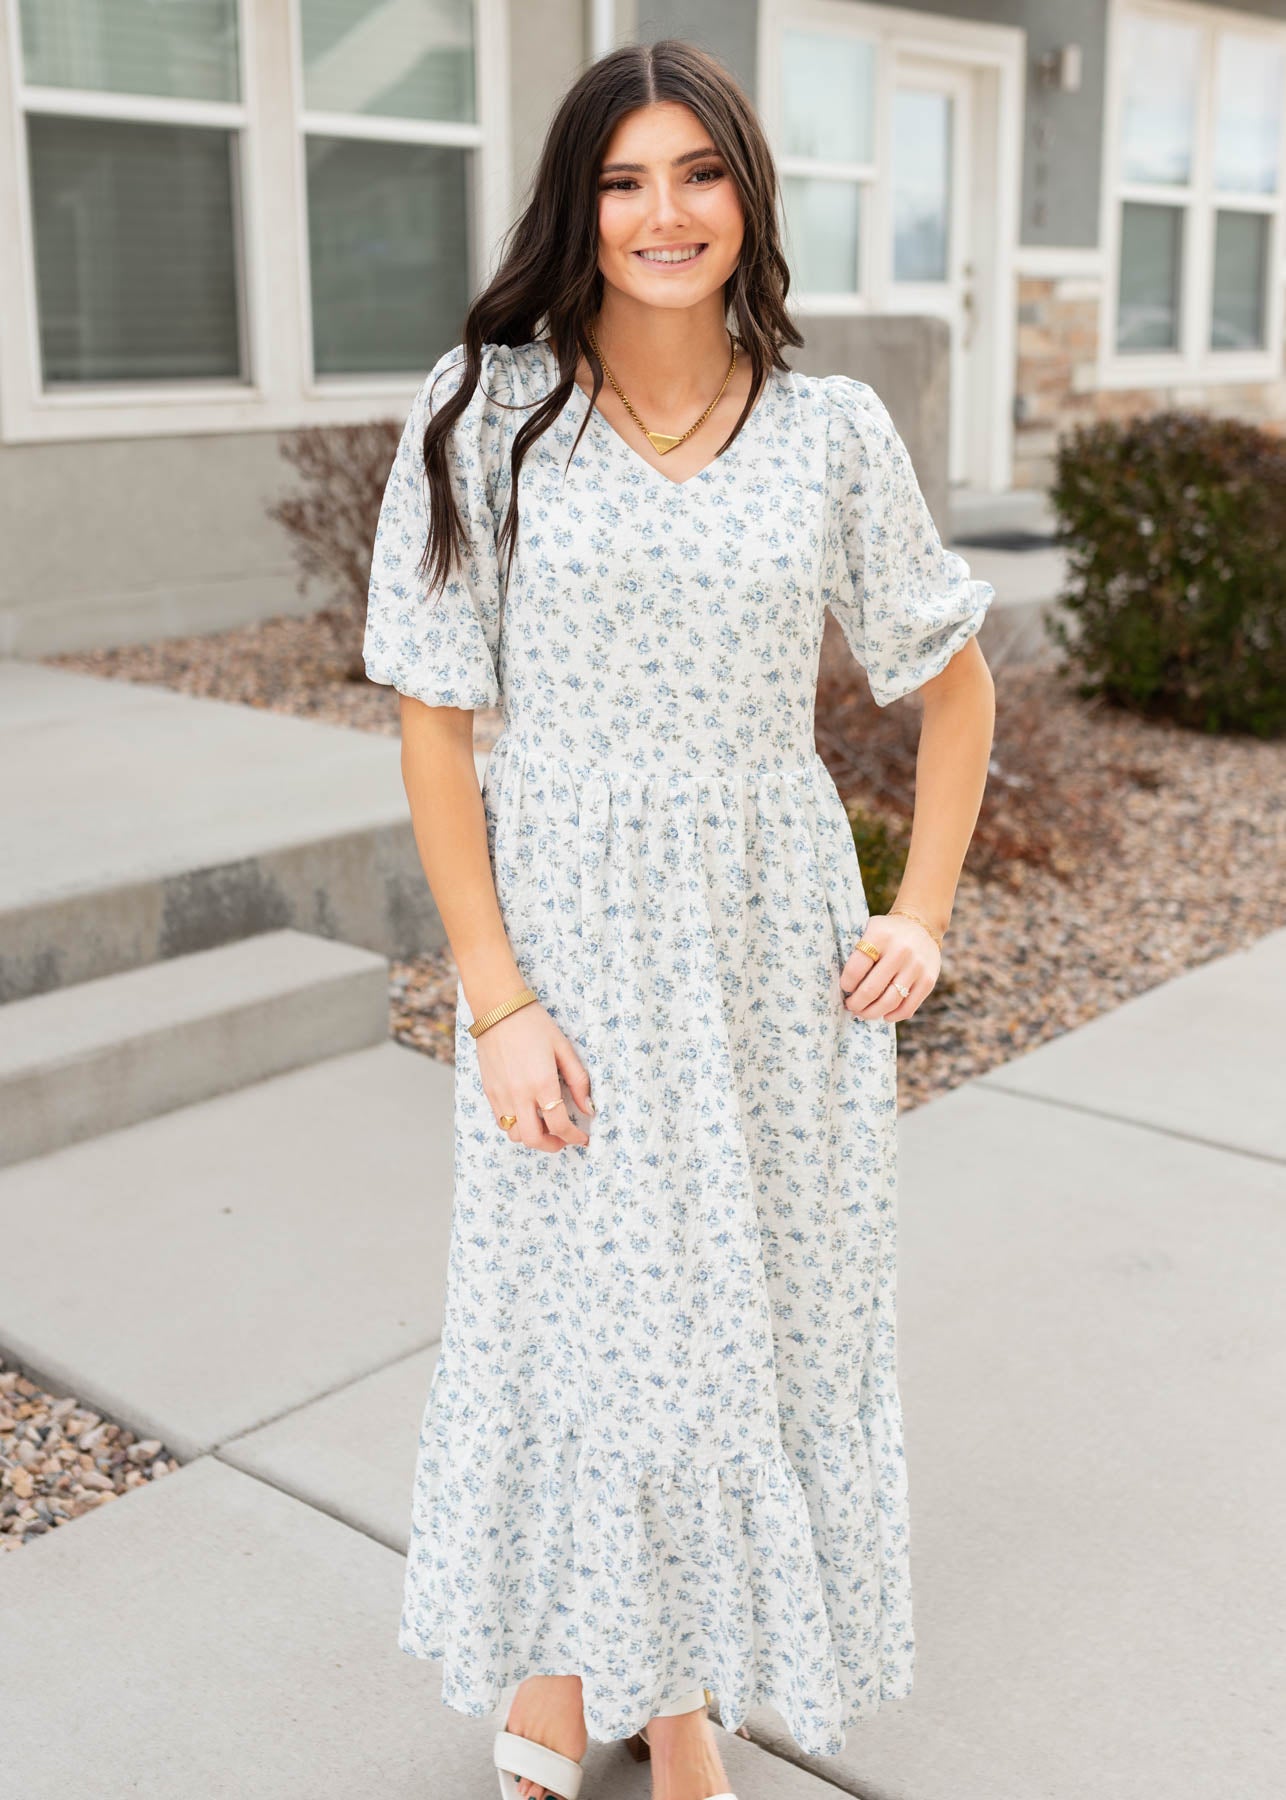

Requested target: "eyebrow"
[{"left": 599, "top": 146, "right": 722, "bottom": 174}]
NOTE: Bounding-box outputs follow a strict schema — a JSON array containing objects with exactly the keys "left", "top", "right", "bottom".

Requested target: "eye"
[{"left": 599, "top": 165, "right": 725, "bottom": 193}]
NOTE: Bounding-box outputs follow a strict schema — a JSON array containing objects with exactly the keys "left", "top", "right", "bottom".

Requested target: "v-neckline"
[{"left": 543, "top": 340, "right": 775, "bottom": 492}]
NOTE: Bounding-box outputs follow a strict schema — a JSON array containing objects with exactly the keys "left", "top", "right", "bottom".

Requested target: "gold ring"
[
  {"left": 893, "top": 980, "right": 911, "bottom": 999},
  {"left": 537, "top": 1095, "right": 565, "bottom": 1113},
  {"left": 856, "top": 939, "right": 881, "bottom": 962},
  {"left": 498, "top": 1113, "right": 517, "bottom": 1130}
]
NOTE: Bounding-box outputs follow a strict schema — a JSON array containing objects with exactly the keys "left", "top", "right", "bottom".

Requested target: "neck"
[{"left": 569, "top": 295, "right": 737, "bottom": 410}]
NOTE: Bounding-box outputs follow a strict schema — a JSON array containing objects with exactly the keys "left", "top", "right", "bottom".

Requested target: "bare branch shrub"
[
  {"left": 266, "top": 419, "right": 402, "bottom": 678},
  {"left": 815, "top": 613, "right": 1144, "bottom": 888}
]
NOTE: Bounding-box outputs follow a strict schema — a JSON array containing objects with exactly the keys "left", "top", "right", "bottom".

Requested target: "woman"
[{"left": 364, "top": 39, "right": 995, "bottom": 1800}]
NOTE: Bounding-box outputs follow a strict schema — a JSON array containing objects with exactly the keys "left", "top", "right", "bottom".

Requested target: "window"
[
  {"left": 1110, "top": 3, "right": 1286, "bottom": 373},
  {"left": 15, "top": 0, "right": 248, "bottom": 386},
  {"left": 1, "top": 0, "right": 507, "bottom": 442},
  {"left": 775, "top": 26, "right": 877, "bottom": 297},
  {"left": 295, "top": 0, "right": 480, "bottom": 378}
]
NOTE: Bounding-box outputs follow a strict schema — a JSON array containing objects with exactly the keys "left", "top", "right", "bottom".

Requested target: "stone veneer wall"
[{"left": 1013, "top": 273, "right": 1286, "bottom": 491}]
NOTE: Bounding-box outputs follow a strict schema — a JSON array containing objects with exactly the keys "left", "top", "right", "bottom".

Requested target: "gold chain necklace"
[{"left": 586, "top": 323, "right": 737, "bottom": 455}]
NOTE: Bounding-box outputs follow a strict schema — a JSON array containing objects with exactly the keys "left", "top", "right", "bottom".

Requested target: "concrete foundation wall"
[
  {"left": 0, "top": 430, "right": 316, "bottom": 657},
  {"left": 788, "top": 315, "right": 953, "bottom": 536}
]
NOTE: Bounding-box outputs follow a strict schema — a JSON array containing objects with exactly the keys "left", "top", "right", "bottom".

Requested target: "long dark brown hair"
[{"left": 417, "top": 37, "right": 803, "bottom": 597}]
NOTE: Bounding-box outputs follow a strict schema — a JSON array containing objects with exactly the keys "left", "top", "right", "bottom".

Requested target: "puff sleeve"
[
  {"left": 363, "top": 343, "right": 503, "bottom": 709},
  {"left": 822, "top": 375, "right": 994, "bottom": 707}
]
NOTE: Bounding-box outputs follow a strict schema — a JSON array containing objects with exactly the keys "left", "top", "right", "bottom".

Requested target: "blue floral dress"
[{"left": 363, "top": 338, "right": 994, "bottom": 1758}]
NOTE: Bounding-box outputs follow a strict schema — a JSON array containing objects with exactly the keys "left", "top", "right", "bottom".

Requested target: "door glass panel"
[
  {"left": 17, "top": 0, "right": 240, "bottom": 103},
  {"left": 781, "top": 30, "right": 875, "bottom": 165},
  {"left": 1119, "top": 12, "right": 1198, "bottom": 186},
  {"left": 307, "top": 136, "right": 470, "bottom": 374},
  {"left": 1213, "top": 35, "right": 1284, "bottom": 196},
  {"left": 300, "top": 0, "right": 475, "bottom": 125},
  {"left": 781, "top": 176, "right": 860, "bottom": 293},
  {"left": 893, "top": 89, "right": 951, "bottom": 281},
  {"left": 1210, "top": 211, "right": 1268, "bottom": 349},
  {"left": 27, "top": 113, "right": 242, "bottom": 384},
  {"left": 1116, "top": 201, "right": 1184, "bottom": 351}
]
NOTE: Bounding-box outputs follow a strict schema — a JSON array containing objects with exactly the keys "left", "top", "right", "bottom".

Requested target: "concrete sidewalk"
[{"left": 2, "top": 661, "right": 1281, "bottom": 1799}]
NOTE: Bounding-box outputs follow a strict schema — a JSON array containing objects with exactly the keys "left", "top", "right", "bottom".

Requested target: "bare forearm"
[
  {"left": 892, "top": 654, "right": 995, "bottom": 939},
  {"left": 398, "top": 698, "right": 525, "bottom": 1019}
]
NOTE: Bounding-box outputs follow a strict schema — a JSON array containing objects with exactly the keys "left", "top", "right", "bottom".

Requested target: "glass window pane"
[
  {"left": 893, "top": 89, "right": 952, "bottom": 282},
  {"left": 781, "top": 176, "right": 860, "bottom": 293},
  {"left": 781, "top": 30, "right": 875, "bottom": 165},
  {"left": 1116, "top": 201, "right": 1183, "bottom": 352},
  {"left": 18, "top": 0, "right": 239, "bottom": 104},
  {"left": 1213, "top": 36, "right": 1284, "bottom": 195},
  {"left": 306, "top": 136, "right": 470, "bottom": 375},
  {"left": 300, "top": 0, "right": 475, "bottom": 124},
  {"left": 1210, "top": 211, "right": 1269, "bottom": 350},
  {"left": 27, "top": 114, "right": 242, "bottom": 384},
  {"left": 1119, "top": 12, "right": 1198, "bottom": 186}
]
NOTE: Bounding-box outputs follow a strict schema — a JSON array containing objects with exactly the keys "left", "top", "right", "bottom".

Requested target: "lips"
[{"left": 633, "top": 244, "right": 709, "bottom": 266}]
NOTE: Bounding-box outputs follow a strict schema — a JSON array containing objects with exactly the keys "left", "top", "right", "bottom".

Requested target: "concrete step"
[
  {"left": 0, "top": 1039, "right": 455, "bottom": 1461},
  {"left": 0, "top": 661, "right": 483, "bottom": 1002},
  {"left": 0, "top": 928, "right": 391, "bottom": 1169},
  {"left": 949, "top": 482, "right": 1059, "bottom": 541}
]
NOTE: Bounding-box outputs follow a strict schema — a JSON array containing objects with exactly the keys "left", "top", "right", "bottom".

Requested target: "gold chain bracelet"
[
  {"left": 467, "top": 986, "right": 539, "bottom": 1039},
  {"left": 889, "top": 906, "right": 946, "bottom": 948}
]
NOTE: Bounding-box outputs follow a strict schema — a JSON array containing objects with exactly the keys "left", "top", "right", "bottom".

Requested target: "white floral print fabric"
[{"left": 364, "top": 338, "right": 994, "bottom": 1758}]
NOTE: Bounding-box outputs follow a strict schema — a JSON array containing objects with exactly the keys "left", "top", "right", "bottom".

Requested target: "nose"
[{"left": 647, "top": 178, "right": 691, "bottom": 233}]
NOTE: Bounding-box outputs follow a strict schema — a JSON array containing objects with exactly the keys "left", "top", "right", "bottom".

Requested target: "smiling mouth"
[{"left": 633, "top": 244, "right": 709, "bottom": 266}]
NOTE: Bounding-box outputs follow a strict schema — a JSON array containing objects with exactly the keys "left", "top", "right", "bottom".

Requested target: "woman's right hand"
[{"left": 475, "top": 1001, "right": 594, "bottom": 1151}]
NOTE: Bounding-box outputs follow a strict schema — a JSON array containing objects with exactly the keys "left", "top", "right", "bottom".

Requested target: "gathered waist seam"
[{"left": 486, "top": 731, "right": 824, "bottom": 780}]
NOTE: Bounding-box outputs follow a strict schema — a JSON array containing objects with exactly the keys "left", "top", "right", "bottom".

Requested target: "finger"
[
  {"left": 493, "top": 1098, "right": 557, "bottom": 1150},
  {"left": 538, "top": 1093, "right": 590, "bottom": 1148},
  {"left": 840, "top": 936, "right": 886, "bottom": 997},
  {"left": 554, "top": 1035, "right": 596, "bottom": 1118},
  {"left": 846, "top": 962, "right": 913, "bottom": 1019},
  {"left": 880, "top": 981, "right": 919, "bottom": 1022},
  {"left": 516, "top": 1094, "right": 567, "bottom": 1152},
  {"left": 842, "top": 957, "right": 897, "bottom": 1011},
  {"left": 874, "top": 971, "right": 913, "bottom": 1018}
]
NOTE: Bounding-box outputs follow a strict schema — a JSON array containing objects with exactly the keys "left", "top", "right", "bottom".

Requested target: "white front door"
[
  {"left": 763, "top": 0, "right": 1023, "bottom": 493},
  {"left": 884, "top": 55, "right": 975, "bottom": 485}
]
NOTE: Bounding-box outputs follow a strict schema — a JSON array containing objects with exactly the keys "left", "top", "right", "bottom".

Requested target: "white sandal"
[
  {"left": 492, "top": 1681, "right": 586, "bottom": 1800},
  {"left": 492, "top": 1727, "right": 585, "bottom": 1800},
  {"left": 624, "top": 1686, "right": 739, "bottom": 1800}
]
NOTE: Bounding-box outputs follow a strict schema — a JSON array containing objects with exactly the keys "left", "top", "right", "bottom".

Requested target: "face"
[{"left": 594, "top": 101, "right": 744, "bottom": 312}]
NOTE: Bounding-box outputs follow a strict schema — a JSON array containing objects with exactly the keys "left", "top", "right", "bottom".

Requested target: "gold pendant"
[{"left": 646, "top": 431, "right": 684, "bottom": 454}]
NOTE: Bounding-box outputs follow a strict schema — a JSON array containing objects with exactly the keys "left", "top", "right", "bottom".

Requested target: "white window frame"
[
  {"left": 763, "top": 0, "right": 882, "bottom": 308},
  {"left": 288, "top": 0, "right": 497, "bottom": 396},
  {"left": 1098, "top": 0, "right": 1286, "bottom": 389},
  {"left": 0, "top": 0, "right": 511, "bottom": 443}
]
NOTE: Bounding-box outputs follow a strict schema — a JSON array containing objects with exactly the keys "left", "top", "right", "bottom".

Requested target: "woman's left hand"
[{"left": 840, "top": 913, "right": 942, "bottom": 1024}]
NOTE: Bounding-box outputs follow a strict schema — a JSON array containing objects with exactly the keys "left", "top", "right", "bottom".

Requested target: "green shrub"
[
  {"left": 847, "top": 805, "right": 910, "bottom": 919},
  {"left": 1046, "top": 409, "right": 1286, "bottom": 737}
]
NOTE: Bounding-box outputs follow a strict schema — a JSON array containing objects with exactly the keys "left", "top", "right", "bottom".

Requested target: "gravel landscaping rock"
[{"left": 0, "top": 1361, "right": 181, "bottom": 1551}]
